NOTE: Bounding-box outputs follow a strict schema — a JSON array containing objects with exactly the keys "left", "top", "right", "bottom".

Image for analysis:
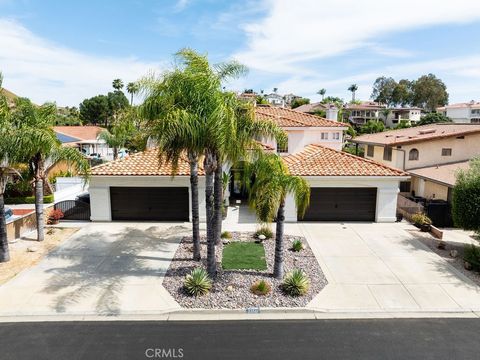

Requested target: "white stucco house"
[
  {"left": 437, "top": 101, "right": 480, "bottom": 124},
  {"left": 89, "top": 106, "right": 408, "bottom": 223},
  {"left": 54, "top": 126, "right": 115, "bottom": 160}
]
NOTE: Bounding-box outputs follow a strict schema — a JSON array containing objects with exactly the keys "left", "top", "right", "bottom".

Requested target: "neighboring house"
[
  {"left": 283, "top": 93, "right": 302, "bottom": 106},
  {"left": 0, "top": 87, "right": 19, "bottom": 107},
  {"left": 53, "top": 126, "right": 114, "bottom": 160},
  {"left": 384, "top": 108, "right": 422, "bottom": 128},
  {"left": 437, "top": 101, "right": 480, "bottom": 123},
  {"left": 89, "top": 106, "right": 408, "bottom": 223},
  {"left": 351, "top": 123, "right": 480, "bottom": 202},
  {"left": 265, "top": 93, "right": 285, "bottom": 107},
  {"left": 343, "top": 101, "right": 385, "bottom": 125}
]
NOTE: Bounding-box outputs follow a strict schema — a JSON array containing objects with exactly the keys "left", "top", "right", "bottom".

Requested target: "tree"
[
  {"left": 98, "top": 109, "right": 136, "bottom": 160},
  {"left": 11, "top": 99, "right": 90, "bottom": 241},
  {"left": 392, "top": 79, "right": 414, "bottom": 107},
  {"left": 126, "top": 82, "right": 139, "bottom": 105},
  {"left": 290, "top": 98, "right": 310, "bottom": 109},
  {"left": 317, "top": 88, "right": 326, "bottom": 100},
  {"left": 381, "top": 108, "right": 391, "bottom": 122},
  {"left": 348, "top": 84, "right": 358, "bottom": 102},
  {"left": 394, "top": 120, "right": 412, "bottom": 129},
  {"left": 245, "top": 153, "right": 310, "bottom": 279},
  {"left": 107, "top": 91, "right": 130, "bottom": 126},
  {"left": 359, "top": 120, "right": 385, "bottom": 134},
  {"left": 371, "top": 76, "right": 397, "bottom": 106},
  {"left": 452, "top": 158, "right": 480, "bottom": 233},
  {"left": 412, "top": 74, "right": 449, "bottom": 111},
  {"left": 112, "top": 79, "right": 124, "bottom": 91},
  {"left": 418, "top": 112, "right": 452, "bottom": 126},
  {"left": 55, "top": 106, "right": 82, "bottom": 126},
  {"left": 321, "top": 96, "right": 344, "bottom": 107},
  {"left": 79, "top": 95, "right": 109, "bottom": 126}
]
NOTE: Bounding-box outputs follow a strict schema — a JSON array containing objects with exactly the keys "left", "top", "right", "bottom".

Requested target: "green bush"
[
  {"left": 221, "top": 231, "right": 232, "bottom": 239},
  {"left": 464, "top": 244, "right": 480, "bottom": 271},
  {"left": 282, "top": 269, "right": 310, "bottom": 296},
  {"left": 411, "top": 212, "right": 432, "bottom": 225},
  {"left": 184, "top": 268, "right": 212, "bottom": 297},
  {"left": 5, "top": 194, "right": 54, "bottom": 205},
  {"left": 452, "top": 158, "right": 480, "bottom": 231},
  {"left": 254, "top": 226, "right": 273, "bottom": 239},
  {"left": 250, "top": 279, "right": 271, "bottom": 296},
  {"left": 291, "top": 239, "right": 304, "bottom": 252}
]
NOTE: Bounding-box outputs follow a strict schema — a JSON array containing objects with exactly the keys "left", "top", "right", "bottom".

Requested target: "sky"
[{"left": 1, "top": 0, "right": 480, "bottom": 106}]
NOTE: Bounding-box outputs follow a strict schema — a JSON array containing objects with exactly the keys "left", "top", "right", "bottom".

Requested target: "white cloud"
[
  {"left": 233, "top": 0, "right": 480, "bottom": 74},
  {"left": 0, "top": 19, "right": 164, "bottom": 106},
  {"left": 174, "top": 0, "right": 191, "bottom": 12}
]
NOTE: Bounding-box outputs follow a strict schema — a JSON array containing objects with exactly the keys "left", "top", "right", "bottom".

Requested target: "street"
[{"left": 1, "top": 318, "right": 479, "bottom": 359}]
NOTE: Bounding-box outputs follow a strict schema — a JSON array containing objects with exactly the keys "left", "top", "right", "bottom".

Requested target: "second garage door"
[
  {"left": 110, "top": 187, "right": 189, "bottom": 221},
  {"left": 301, "top": 187, "right": 377, "bottom": 221}
]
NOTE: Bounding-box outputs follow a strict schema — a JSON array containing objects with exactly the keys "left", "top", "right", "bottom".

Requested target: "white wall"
[
  {"left": 89, "top": 176, "right": 206, "bottom": 222},
  {"left": 54, "top": 177, "right": 88, "bottom": 201},
  {"left": 444, "top": 107, "right": 471, "bottom": 123},
  {"left": 284, "top": 176, "right": 406, "bottom": 223}
]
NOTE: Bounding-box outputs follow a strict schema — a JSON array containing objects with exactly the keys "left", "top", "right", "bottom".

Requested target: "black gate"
[{"left": 54, "top": 200, "right": 91, "bottom": 221}]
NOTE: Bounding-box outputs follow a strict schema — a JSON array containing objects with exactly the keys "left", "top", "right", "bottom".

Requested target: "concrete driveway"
[
  {"left": 0, "top": 223, "right": 188, "bottom": 317},
  {"left": 302, "top": 222, "right": 480, "bottom": 313}
]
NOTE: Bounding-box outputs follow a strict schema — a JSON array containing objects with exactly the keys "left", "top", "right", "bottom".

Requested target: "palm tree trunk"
[
  {"left": 188, "top": 152, "right": 201, "bottom": 261},
  {"left": 113, "top": 147, "right": 118, "bottom": 160},
  {"left": 34, "top": 157, "right": 45, "bottom": 242},
  {"left": 204, "top": 150, "right": 217, "bottom": 277},
  {"left": 214, "top": 161, "right": 223, "bottom": 246},
  {"left": 273, "top": 199, "right": 285, "bottom": 279},
  {"left": 0, "top": 191, "right": 10, "bottom": 263}
]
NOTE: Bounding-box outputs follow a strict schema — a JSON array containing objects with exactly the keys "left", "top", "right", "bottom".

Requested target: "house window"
[
  {"left": 332, "top": 132, "right": 340, "bottom": 140},
  {"left": 441, "top": 148, "right": 452, "bottom": 156},
  {"left": 409, "top": 148, "right": 419, "bottom": 161},
  {"left": 383, "top": 146, "right": 392, "bottom": 161},
  {"left": 399, "top": 181, "right": 411, "bottom": 193},
  {"left": 321, "top": 132, "right": 329, "bottom": 140},
  {"left": 367, "top": 145, "right": 374, "bottom": 157},
  {"left": 277, "top": 138, "right": 288, "bottom": 153}
]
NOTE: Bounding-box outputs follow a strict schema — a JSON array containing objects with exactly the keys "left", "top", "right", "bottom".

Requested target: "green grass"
[{"left": 222, "top": 242, "right": 267, "bottom": 270}]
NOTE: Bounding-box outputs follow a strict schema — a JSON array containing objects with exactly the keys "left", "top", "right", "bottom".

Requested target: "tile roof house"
[
  {"left": 54, "top": 126, "right": 115, "bottom": 160},
  {"left": 437, "top": 100, "right": 480, "bottom": 124},
  {"left": 89, "top": 106, "right": 408, "bottom": 223}
]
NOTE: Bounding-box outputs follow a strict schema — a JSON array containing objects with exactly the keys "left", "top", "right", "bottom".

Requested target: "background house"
[
  {"left": 54, "top": 126, "right": 115, "bottom": 160},
  {"left": 264, "top": 93, "right": 285, "bottom": 107},
  {"left": 437, "top": 101, "right": 480, "bottom": 123}
]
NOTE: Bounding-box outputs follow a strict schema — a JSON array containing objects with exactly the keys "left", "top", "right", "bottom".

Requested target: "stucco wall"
[
  {"left": 284, "top": 177, "right": 404, "bottom": 223},
  {"left": 411, "top": 175, "right": 449, "bottom": 200},
  {"left": 89, "top": 176, "right": 207, "bottom": 222}
]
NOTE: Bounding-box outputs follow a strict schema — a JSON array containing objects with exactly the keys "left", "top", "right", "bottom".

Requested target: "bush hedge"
[
  {"left": 452, "top": 158, "right": 480, "bottom": 231},
  {"left": 5, "top": 194, "right": 54, "bottom": 205}
]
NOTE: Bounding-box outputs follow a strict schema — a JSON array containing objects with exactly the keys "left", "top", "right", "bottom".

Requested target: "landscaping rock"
[
  {"left": 258, "top": 234, "right": 266, "bottom": 241},
  {"left": 222, "top": 239, "right": 230, "bottom": 245},
  {"left": 450, "top": 249, "right": 459, "bottom": 258},
  {"left": 437, "top": 241, "right": 447, "bottom": 250},
  {"left": 464, "top": 261, "right": 473, "bottom": 270}
]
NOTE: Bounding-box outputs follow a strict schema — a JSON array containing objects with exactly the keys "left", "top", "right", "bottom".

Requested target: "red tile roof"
[
  {"left": 283, "top": 144, "right": 406, "bottom": 177},
  {"left": 53, "top": 126, "right": 104, "bottom": 141},
  {"left": 91, "top": 148, "right": 205, "bottom": 176},
  {"left": 255, "top": 105, "right": 346, "bottom": 128}
]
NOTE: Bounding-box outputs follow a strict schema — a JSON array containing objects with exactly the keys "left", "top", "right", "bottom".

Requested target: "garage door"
[
  {"left": 301, "top": 188, "right": 377, "bottom": 221},
  {"left": 110, "top": 187, "right": 189, "bottom": 221}
]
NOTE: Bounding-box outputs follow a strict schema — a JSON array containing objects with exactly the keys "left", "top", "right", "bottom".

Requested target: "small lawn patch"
[{"left": 222, "top": 242, "right": 267, "bottom": 270}]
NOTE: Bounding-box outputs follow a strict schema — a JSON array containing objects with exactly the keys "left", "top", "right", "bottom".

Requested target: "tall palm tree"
[
  {"left": 126, "top": 82, "right": 139, "bottom": 105},
  {"left": 112, "top": 79, "right": 124, "bottom": 91},
  {"left": 11, "top": 99, "right": 90, "bottom": 241},
  {"left": 317, "top": 88, "right": 326, "bottom": 101},
  {"left": 348, "top": 84, "right": 358, "bottom": 102},
  {"left": 245, "top": 153, "right": 310, "bottom": 279}
]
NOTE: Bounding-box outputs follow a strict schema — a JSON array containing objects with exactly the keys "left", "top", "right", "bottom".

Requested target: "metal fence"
[{"left": 54, "top": 200, "right": 91, "bottom": 221}]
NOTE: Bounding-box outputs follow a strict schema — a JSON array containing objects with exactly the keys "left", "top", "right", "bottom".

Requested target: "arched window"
[{"left": 409, "top": 148, "right": 419, "bottom": 161}]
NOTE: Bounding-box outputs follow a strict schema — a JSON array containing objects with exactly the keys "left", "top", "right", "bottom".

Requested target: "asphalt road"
[{"left": 1, "top": 318, "right": 479, "bottom": 360}]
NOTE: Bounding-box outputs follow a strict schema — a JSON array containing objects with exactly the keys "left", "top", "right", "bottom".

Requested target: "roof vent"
[{"left": 418, "top": 128, "right": 436, "bottom": 135}]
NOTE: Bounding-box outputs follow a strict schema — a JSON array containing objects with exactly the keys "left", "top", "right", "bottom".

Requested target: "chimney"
[{"left": 325, "top": 105, "right": 339, "bottom": 122}]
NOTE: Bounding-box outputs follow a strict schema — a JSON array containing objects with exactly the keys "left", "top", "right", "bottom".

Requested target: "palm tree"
[
  {"left": 126, "top": 82, "right": 139, "bottom": 105},
  {"left": 317, "top": 88, "right": 326, "bottom": 101},
  {"left": 245, "top": 153, "right": 310, "bottom": 279},
  {"left": 11, "top": 99, "right": 90, "bottom": 242},
  {"left": 273, "top": 87, "right": 278, "bottom": 94},
  {"left": 381, "top": 108, "right": 392, "bottom": 123},
  {"left": 348, "top": 84, "right": 358, "bottom": 102},
  {"left": 112, "top": 79, "right": 124, "bottom": 91}
]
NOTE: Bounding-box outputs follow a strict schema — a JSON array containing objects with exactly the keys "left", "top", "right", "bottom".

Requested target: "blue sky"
[{"left": 1, "top": 0, "right": 480, "bottom": 106}]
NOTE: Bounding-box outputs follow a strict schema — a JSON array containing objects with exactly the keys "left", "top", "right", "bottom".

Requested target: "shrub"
[
  {"left": 464, "top": 244, "right": 480, "bottom": 271},
  {"left": 5, "top": 194, "right": 54, "bottom": 204},
  {"left": 452, "top": 158, "right": 480, "bottom": 232},
  {"left": 254, "top": 226, "right": 273, "bottom": 239},
  {"left": 221, "top": 231, "right": 232, "bottom": 239},
  {"left": 184, "top": 268, "right": 212, "bottom": 297},
  {"left": 282, "top": 269, "right": 310, "bottom": 296},
  {"left": 291, "top": 239, "right": 304, "bottom": 252},
  {"left": 250, "top": 279, "right": 272, "bottom": 296},
  {"left": 411, "top": 212, "right": 432, "bottom": 225},
  {"left": 47, "top": 209, "right": 64, "bottom": 224}
]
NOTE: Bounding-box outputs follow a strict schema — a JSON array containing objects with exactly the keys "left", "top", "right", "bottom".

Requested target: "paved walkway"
[{"left": 0, "top": 223, "right": 187, "bottom": 317}]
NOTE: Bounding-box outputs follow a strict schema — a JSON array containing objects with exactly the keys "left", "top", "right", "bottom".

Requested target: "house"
[
  {"left": 343, "top": 101, "right": 385, "bottom": 125},
  {"left": 89, "top": 106, "right": 408, "bottom": 223},
  {"left": 264, "top": 93, "right": 285, "bottom": 107},
  {"left": 283, "top": 93, "right": 302, "bottom": 106},
  {"left": 54, "top": 126, "right": 115, "bottom": 160},
  {"left": 437, "top": 101, "right": 480, "bottom": 123},
  {"left": 384, "top": 108, "right": 422, "bottom": 128}
]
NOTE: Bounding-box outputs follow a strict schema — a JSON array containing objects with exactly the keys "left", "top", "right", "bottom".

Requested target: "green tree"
[
  {"left": 107, "top": 91, "right": 130, "bottom": 126},
  {"left": 112, "top": 79, "right": 124, "bottom": 91},
  {"left": 412, "top": 74, "right": 449, "bottom": 111},
  {"left": 11, "top": 99, "right": 90, "bottom": 242},
  {"left": 126, "top": 82, "right": 139, "bottom": 105},
  {"left": 371, "top": 76, "right": 397, "bottom": 105},
  {"left": 321, "top": 96, "right": 344, "bottom": 108},
  {"left": 290, "top": 97, "right": 310, "bottom": 109},
  {"left": 55, "top": 106, "right": 82, "bottom": 126},
  {"left": 392, "top": 79, "right": 414, "bottom": 106},
  {"left": 99, "top": 109, "right": 136, "bottom": 160},
  {"left": 359, "top": 120, "right": 385, "bottom": 134},
  {"left": 418, "top": 112, "right": 452, "bottom": 125},
  {"left": 348, "top": 84, "right": 358, "bottom": 102},
  {"left": 245, "top": 153, "right": 310, "bottom": 279},
  {"left": 452, "top": 158, "right": 480, "bottom": 233},
  {"left": 317, "top": 88, "right": 326, "bottom": 100},
  {"left": 79, "top": 95, "right": 109, "bottom": 126}
]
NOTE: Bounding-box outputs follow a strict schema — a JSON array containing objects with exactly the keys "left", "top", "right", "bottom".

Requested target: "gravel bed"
[
  {"left": 410, "top": 229, "right": 480, "bottom": 286},
  {"left": 163, "top": 232, "right": 328, "bottom": 309}
]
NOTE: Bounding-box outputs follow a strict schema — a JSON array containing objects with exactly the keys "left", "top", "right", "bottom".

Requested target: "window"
[
  {"left": 321, "top": 132, "right": 329, "bottom": 140},
  {"left": 332, "top": 132, "right": 340, "bottom": 140},
  {"left": 441, "top": 148, "right": 452, "bottom": 156},
  {"left": 400, "top": 181, "right": 411, "bottom": 193},
  {"left": 383, "top": 146, "right": 392, "bottom": 161},
  {"left": 367, "top": 145, "right": 374, "bottom": 157},
  {"left": 276, "top": 138, "right": 288, "bottom": 153},
  {"left": 409, "top": 148, "right": 419, "bottom": 161}
]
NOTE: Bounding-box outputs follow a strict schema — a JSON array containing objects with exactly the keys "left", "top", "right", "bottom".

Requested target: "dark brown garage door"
[
  {"left": 301, "top": 188, "right": 377, "bottom": 221},
  {"left": 110, "top": 187, "right": 189, "bottom": 221}
]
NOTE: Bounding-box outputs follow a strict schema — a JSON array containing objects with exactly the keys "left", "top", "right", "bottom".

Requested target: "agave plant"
[
  {"left": 282, "top": 269, "right": 310, "bottom": 296},
  {"left": 184, "top": 268, "right": 212, "bottom": 297}
]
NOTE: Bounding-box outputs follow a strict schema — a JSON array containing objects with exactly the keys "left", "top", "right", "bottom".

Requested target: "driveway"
[
  {"left": 0, "top": 223, "right": 187, "bottom": 317},
  {"left": 301, "top": 222, "right": 480, "bottom": 313}
]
